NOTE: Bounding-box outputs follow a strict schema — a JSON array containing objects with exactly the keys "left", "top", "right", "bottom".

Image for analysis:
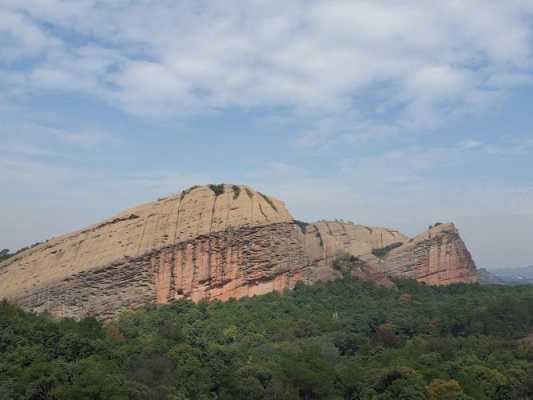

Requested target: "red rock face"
[
  {"left": 10, "top": 222, "right": 395, "bottom": 320},
  {"left": 298, "top": 221, "right": 477, "bottom": 286},
  {"left": 0, "top": 185, "right": 477, "bottom": 320},
  {"left": 153, "top": 223, "right": 314, "bottom": 304},
  {"left": 380, "top": 223, "right": 477, "bottom": 285}
]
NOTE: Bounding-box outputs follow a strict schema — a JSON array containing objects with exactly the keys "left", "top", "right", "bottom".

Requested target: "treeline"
[
  {"left": 1, "top": 242, "right": 43, "bottom": 263},
  {"left": 1, "top": 278, "right": 533, "bottom": 399}
]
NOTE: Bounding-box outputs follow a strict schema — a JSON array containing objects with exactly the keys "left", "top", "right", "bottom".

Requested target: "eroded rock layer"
[
  {"left": 381, "top": 223, "right": 478, "bottom": 285},
  {"left": 0, "top": 184, "right": 477, "bottom": 319},
  {"left": 0, "top": 185, "right": 290, "bottom": 302}
]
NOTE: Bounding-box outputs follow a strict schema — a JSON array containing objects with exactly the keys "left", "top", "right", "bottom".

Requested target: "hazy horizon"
[{"left": 1, "top": 1, "right": 533, "bottom": 269}]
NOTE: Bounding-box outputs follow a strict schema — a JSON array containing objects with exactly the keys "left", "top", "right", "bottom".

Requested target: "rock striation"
[
  {"left": 380, "top": 223, "right": 478, "bottom": 285},
  {"left": 0, "top": 184, "right": 477, "bottom": 319}
]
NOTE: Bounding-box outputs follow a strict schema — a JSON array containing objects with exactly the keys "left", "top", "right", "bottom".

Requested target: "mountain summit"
[{"left": 0, "top": 184, "right": 477, "bottom": 320}]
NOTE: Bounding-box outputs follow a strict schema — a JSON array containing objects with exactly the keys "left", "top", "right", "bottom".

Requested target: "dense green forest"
[{"left": 1, "top": 278, "right": 533, "bottom": 400}]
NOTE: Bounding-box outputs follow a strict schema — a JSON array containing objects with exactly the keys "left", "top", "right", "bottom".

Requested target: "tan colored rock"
[
  {"left": 306, "top": 220, "right": 408, "bottom": 267},
  {"left": 0, "top": 185, "right": 290, "bottom": 303},
  {"left": 380, "top": 223, "right": 478, "bottom": 285},
  {"left": 0, "top": 185, "right": 477, "bottom": 320},
  {"left": 305, "top": 221, "right": 477, "bottom": 285},
  {"left": 6, "top": 221, "right": 392, "bottom": 320}
]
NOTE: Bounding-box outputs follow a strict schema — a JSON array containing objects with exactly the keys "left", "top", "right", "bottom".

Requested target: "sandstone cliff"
[
  {"left": 380, "top": 223, "right": 478, "bottom": 285},
  {"left": 0, "top": 184, "right": 477, "bottom": 319}
]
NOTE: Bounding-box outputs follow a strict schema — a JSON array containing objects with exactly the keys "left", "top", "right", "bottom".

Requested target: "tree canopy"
[
  {"left": 0, "top": 249, "right": 13, "bottom": 262},
  {"left": 1, "top": 278, "right": 533, "bottom": 399}
]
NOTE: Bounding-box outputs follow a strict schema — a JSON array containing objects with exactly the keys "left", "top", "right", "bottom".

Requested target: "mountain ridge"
[{"left": 0, "top": 184, "right": 478, "bottom": 319}]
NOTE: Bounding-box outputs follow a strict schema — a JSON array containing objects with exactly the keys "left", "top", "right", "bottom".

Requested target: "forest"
[{"left": 1, "top": 278, "right": 533, "bottom": 400}]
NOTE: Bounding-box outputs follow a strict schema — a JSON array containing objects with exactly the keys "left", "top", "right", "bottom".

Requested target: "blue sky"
[{"left": 1, "top": 1, "right": 533, "bottom": 269}]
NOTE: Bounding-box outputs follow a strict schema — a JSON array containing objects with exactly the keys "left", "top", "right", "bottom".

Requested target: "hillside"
[
  {"left": 489, "top": 266, "right": 533, "bottom": 285},
  {"left": 0, "top": 184, "right": 477, "bottom": 320},
  {"left": 1, "top": 278, "right": 532, "bottom": 399}
]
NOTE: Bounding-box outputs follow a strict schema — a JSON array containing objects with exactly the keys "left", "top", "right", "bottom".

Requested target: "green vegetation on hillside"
[
  {"left": 1, "top": 279, "right": 533, "bottom": 399},
  {"left": 0, "top": 249, "right": 13, "bottom": 262},
  {"left": 293, "top": 220, "right": 309, "bottom": 233},
  {"left": 208, "top": 184, "right": 225, "bottom": 197},
  {"left": 180, "top": 185, "right": 199, "bottom": 200},
  {"left": 370, "top": 242, "right": 404, "bottom": 259},
  {"left": 258, "top": 192, "right": 278, "bottom": 211},
  {"left": 1, "top": 244, "right": 46, "bottom": 263},
  {"left": 232, "top": 185, "right": 241, "bottom": 200}
]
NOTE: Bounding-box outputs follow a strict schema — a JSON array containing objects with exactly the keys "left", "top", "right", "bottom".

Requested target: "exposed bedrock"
[
  {"left": 0, "top": 184, "right": 477, "bottom": 319},
  {"left": 380, "top": 223, "right": 478, "bottom": 285}
]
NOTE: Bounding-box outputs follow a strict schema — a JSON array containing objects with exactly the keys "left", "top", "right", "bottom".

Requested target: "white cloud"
[
  {"left": 51, "top": 129, "right": 119, "bottom": 147},
  {"left": 458, "top": 139, "right": 484, "bottom": 150},
  {"left": 0, "top": 1, "right": 532, "bottom": 139},
  {"left": 0, "top": 9, "right": 59, "bottom": 60},
  {"left": 0, "top": 121, "right": 120, "bottom": 165},
  {"left": 406, "top": 66, "right": 471, "bottom": 101}
]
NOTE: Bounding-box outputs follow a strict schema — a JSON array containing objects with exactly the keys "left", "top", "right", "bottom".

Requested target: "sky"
[{"left": 1, "top": 0, "right": 533, "bottom": 269}]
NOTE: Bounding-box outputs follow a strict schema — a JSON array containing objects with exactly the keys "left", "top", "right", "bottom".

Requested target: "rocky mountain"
[{"left": 0, "top": 184, "right": 477, "bottom": 320}]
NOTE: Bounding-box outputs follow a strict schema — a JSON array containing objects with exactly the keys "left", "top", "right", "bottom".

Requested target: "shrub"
[
  {"left": 0, "top": 249, "right": 13, "bottom": 262},
  {"left": 208, "top": 184, "right": 225, "bottom": 197},
  {"left": 258, "top": 192, "right": 277, "bottom": 211},
  {"left": 232, "top": 185, "right": 241, "bottom": 200},
  {"left": 180, "top": 185, "right": 199, "bottom": 200},
  {"left": 332, "top": 253, "right": 363, "bottom": 276},
  {"left": 371, "top": 242, "right": 403, "bottom": 259},
  {"left": 294, "top": 220, "right": 309, "bottom": 233},
  {"left": 244, "top": 187, "right": 254, "bottom": 198}
]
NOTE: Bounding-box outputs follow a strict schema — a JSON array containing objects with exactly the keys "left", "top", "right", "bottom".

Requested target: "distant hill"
[{"left": 480, "top": 265, "right": 533, "bottom": 285}]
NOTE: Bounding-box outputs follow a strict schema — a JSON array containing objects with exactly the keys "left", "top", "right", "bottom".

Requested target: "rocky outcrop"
[
  {"left": 297, "top": 220, "right": 477, "bottom": 286},
  {"left": 379, "top": 223, "right": 478, "bottom": 285},
  {"left": 302, "top": 220, "right": 408, "bottom": 268},
  {"left": 0, "top": 184, "right": 477, "bottom": 320},
  {"left": 0, "top": 185, "right": 290, "bottom": 303}
]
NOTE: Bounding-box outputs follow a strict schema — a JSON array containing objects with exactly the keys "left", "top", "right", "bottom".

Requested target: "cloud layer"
[{"left": 2, "top": 1, "right": 533, "bottom": 139}]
